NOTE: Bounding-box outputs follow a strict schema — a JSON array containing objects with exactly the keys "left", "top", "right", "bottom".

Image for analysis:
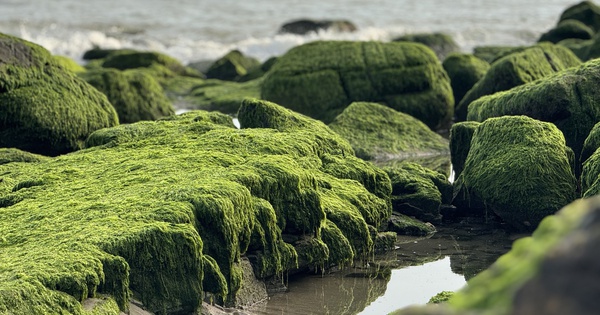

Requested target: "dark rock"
[
  {"left": 394, "top": 32, "right": 460, "bottom": 60},
  {"left": 539, "top": 19, "right": 594, "bottom": 43},
  {"left": 205, "top": 50, "right": 260, "bottom": 82},
  {"left": 278, "top": 19, "right": 357, "bottom": 35}
]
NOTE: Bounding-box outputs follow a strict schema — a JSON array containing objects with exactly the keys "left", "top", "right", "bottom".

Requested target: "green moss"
[
  {"left": 185, "top": 79, "right": 262, "bottom": 114},
  {"left": 472, "top": 46, "right": 525, "bottom": 64},
  {"left": 0, "top": 32, "right": 119, "bottom": 156},
  {"left": 442, "top": 54, "right": 490, "bottom": 119},
  {"left": 53, "top": 55, "right": 86, "bottom": 73},
  {"left": 328, "top": 102, "right": 449, "bottom": 162},
  {"left": 81, "top": 68, "right": 174, "bottom": 123},
  {"left": 320, "top": 219, "right": 355, "bottom": 266},
  {"left": 454, "top": 116, "right": 577, "bottom": 231},
  {"left": 387, "top": 213, "right": 436, "bottom": 236},
  {"left": 0, "top": 148, "right": 48, "bottom": 165},
  {"left": 457, "top": 43, "right": 581, "bottom": 121},
  {"left": 467, "top": 58, "right": 600, "bottom": 169},
  {"left": 581, "top": 121, "right": 600, "bottom": 166},
  {"left": 559, "top": 1, "right": 600, "bottom": 32},
  {"left": 581, "top": 146, "right": 600, "bottom": 196},
  {"left": 449, "top": 196, "right": 600, "bottom": 313},
  {"left": 393, "top": 32, "right": 460, "bottom": 60},
  {"left": 205, "top": 50, "right": 260, "bottom": 81},
  {"left": 100, "top": 51, "right": 202, "bottom": 79},
  {"left": 539, "top": 19, "right": 594, "bottom": 44},
  {"left": 82, "top": 48, "right": 138, "bottom": 61},
  {"left": 86, "top": 296, "right": 120, "bottom": 315},
  {"left": 238, "top": 56, "right": 278, "bottom": 82},
  {"left": 428, "top": 291, "right": 455, "bottom": 304},
  {"left": 261, "top": 40, "right": 454, "bottom": 130},
  {"left": 449, "top": 121, "right": 481, "bottom": 179}
]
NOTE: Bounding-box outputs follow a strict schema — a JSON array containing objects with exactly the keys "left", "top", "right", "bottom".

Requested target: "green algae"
[
  {"left": 539, "top": 19, "right": 594, "bottom": 44},
  {"left": 0, "top": 32, "right": 119, "bottom": 156},
  {"left": 442, "top": 54, "right": 490, "bottom": 119},
  {"left": 457, "top": 43, "right": 581, "bottom": 121},
  {"left": 449, "top": 196, "right": 600, "bottom": 314},
  {"left": 387, "top": 213, "right": 436, "bottom": 236},
  {"left": 328, "top": 102, "right": 449, "bottom": 162},
  {"left": 205, "top": 50, "right": 260, "bottom": 81},
  {"left": 100, "top": 51, "right": 201, "bottom": 79},
  {"left": 0, "top": 100, "right": 390, "bottom": 313},
  {"left": 80, "top": 68, "right": 175, "bottom": 123},
  {"left": 261, "top": 40, "right": 454, "bottom": 130},
  {"left": 428, "top": 291, "right": 455, "bottom": 304},
  {"left": 185, "top": 79, "right": 262, "bottom": 114},
  {"left": 449, "top": 121, "right": 481, "bottom": 179},
  {"left": 53, "top": 55, "right": 86, "bottom": 73},
  {"left": 0, "top": 148, "right": 48, "bottom": 165},
  {"left": 454, "top": 116, "right": 577, "bottom": 231}
]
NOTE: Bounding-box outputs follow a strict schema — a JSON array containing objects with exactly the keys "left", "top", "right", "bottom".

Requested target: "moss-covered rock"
[
  {"left": 559, "top": 1, "right": 600, "bottom": 32},
  {"left": 449, "top": 121, "right": 480, "bottom": 179},
  {"left": 448, "top": 196, "right": 600, "bottom": 314},
  {"left": 442, "top": 53, "right": 490, "bottom": 112},
  {"left": 428, "top": 291, "right": 455, "bottom": 304},
  {"left": 457, "top": 43, "right": 581, "bottom": 121},
  {"left": 328, "top": 102, "right": 449, "bottom": 162},
  {"left": 180, "top": 79, "right": 262, "bottom": 114},
  {"left": 0, "top": 148, "right": 48, "bottom": 165},
  {"left": 0, "top": 32, "right": 119, "bottom": 156},
  {"left": 53, "top": 55, "right": 86, "bottom": 73},
  {"left": 580, "top": 121, "right": 600, "bottom": 166},
  {"left": 467, "top": 58, "right": 600, "bottom": 169},
  {"left": 81, "top": 68, "right": 174, "bottom": 123},
  {"left": 82, "top": 48, "right": 138, "bottom": 61},
  {"left": 453, "top": 116, "right": 577, "bottom": 231},
  {"left": 100, "top": 50, "right": 202, "bottom": 79},
  {"left": 539, "top": 19, "right": 595, "bottom": 44},
  {"left": 205, "top": 50, "right": 260, "bottom": 81},
  {"left": 261, "top": 40, "right": 454, "bottom": 130},
  {"left": 238, "top": 56, "right": 278, "bottom": 82},
  {"left": 384, "top": 162, "right": 452, "bottom": 223},
  {"left": 387, "top": 213, "right": 436, "bottom": 236},
  {"left": 472, "top": 45, "right": 524, "bottom": 64},
  {"left": 0, "top": 99, "right": 391, "bottom": 313},
  {"left": 394, "top": 33, "right": 460, "bottom": 60},
  {"left": 581, "top": 145, "right": 600, "bottom": 196}
]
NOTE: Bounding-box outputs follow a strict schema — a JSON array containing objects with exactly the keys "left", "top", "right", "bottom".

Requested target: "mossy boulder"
[
  {"left": 453, "top": 116, "right": 577, "bottom": 231},
  {"left": 261, "top": 40, "right": 454, "bottom": 130},
  {"left": 0, "top": 99, "right": 391, "bottom": 313},
  {"left": 100, "top": 50, "right": 202, "bottom": 79},
  {"left": 467, "top": 58, "right": 600, "bottom": 168},
  {"left": 205, "top": 50, "right": 260, "bottom": 81},
  {"left": 81, "top": 68, "right": 174, "bottom": 123},
  {"left": 472, "top": 46, "right": 526, "bottom": 64},
  {"left": 0, "top": 32, "right": 119, "bottom": 156},
  {"left": 238, "top": 56, "right": 278, "bottom": 82},
  {"left": 328, "top": 102, "right": 449, "bottom": 162},
  {"left": 384, "top": 162, "right": 452, "bottom": 223},
  {"left": 387, "top": 213, "right": 436, "bottom": 236},
  {"left": 580, "top": 143, "right": 600, "bottom": 196},
  {"left": 539, "top": 19, "right": 595, "bottom": 44},
  {"left": 449, "top": 121, "right": 480, "bottom": 179},
  {"left": 53, "top": 55, "right": 86, "bottom": 73},
  {"left": 278, "top": 19, "right": 357, "bottom": 35},
  {"left": 559, "top": 1, "right": 600, "bottom": 32},
  {"left": 82, "top": 48, "right": 138, "bottom": 61},
  {"left": 442, "top": 53, "right": 490, "bottom": 109},
  {"left": 177, "top": 78, "right": 262, "bottom": 114},
  {"left": 580, "top": 121, "right": 600, "bottom": 166},
  {"left": 0, "top": 148, "right": 48, "bottom": 165},
  {"left": 457, "top": 43, "right": 581, "bottom": 121},
  {"left": 393, "top": 33, "right": 460, "bottom": 60}
]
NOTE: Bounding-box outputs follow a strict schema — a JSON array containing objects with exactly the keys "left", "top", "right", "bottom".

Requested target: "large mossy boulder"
[
  {"left": 559, "top": 1, "right": 600, "bottom": 32},
  {"left": 0, "top": 99, "right": 392, "bottom": 313},
  {"left": 539, "top": 19, "right": 595, "bottom": 44},
  {"left": 453, "top": 116, "right": 577, "bottom": 231},
  {"left": 0, "top": 33, "right": 119, "bottom": 156},
  {"left": 328, "top": 102, "right": 449, "bottom": 162},
  {"left": 456, "top": 43, "right": 581, "bottom": 121},
  {"left": 393, "top": 33, "right": 460, "bottom": 60},
  {"left": 261, "top": 41, "right": 454, "bottom": 130},
  {"left": 442, "top": 53, "right": 490, "bottom": 108},
  {"left": 467, "top": 58, "right": 600, "bottom": 168},
  {"left": 205, "top": 50, "right": 260, "bottom": 81},
  {"left": 81, "top": 68, "right": 175, "bottom": 123}
]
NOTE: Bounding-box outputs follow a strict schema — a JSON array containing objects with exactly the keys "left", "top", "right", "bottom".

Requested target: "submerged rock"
[
  {"left": 205, "top": 50, "right": 260, "bottom": 82},
  {"left": 441, "top": 53, "right": 490, "bottom": 111},
  {"left": 457, "top": 43, "right": 581, "bottom": 121},
  {"left": 539, "top": 19, "right": 595, "bottom": 43},
  {"left": 81, "top": 68, "right": 175, "bottom": 123},
  {"left": 328, "top": 102, "right": 449, "bottom": 162},
  {"left": 278, "top": 19, "right": 357, "bottom": 35},
  {"left": 453, "top": 116, "right": 577, "bottom": 231},
  {"left": 261, "top": 40, "right": 454, "bottom": 130},
  {"left": 393, "top": 32, "right": 460, "bottom": 60},
  {"left": 0, "top": 98, "right": 391, "bottom": 313},
  {"left": 0, "top": 32, "right": 119, "bottom": 156}
]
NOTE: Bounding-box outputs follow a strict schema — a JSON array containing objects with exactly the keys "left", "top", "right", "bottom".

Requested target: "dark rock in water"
[
  {"left": 442, "top": 53, "right": 490, "bottom": 111},
  {"left": 0, "top": 32, "right": 119, "bottom": 156},
  {"left": 387, "top": 213, "right": 436, "bottom": 236},
  {"left": 457, "top": 43, "right": 581, "bottom": 122},
  {"left": 261, "top": 40, "right": 454, "bottom": 131},
  {"left": 278, "top": 19, "right": 357, "bottom": 35},
  {"left": 205, "top": 50, "right": 260, "bottom": 82},
  {"left": 449, "top": 121, "right": 480, "bottom": 179},
  {"left": 80, "top": 68, "right": 174, "bottom": 123},
  {"left": 539, "top": 19, "right": 594, "bottom": 43},
  {"left": 453, "top": 116, "right": 577, "bottom": 231},
  {"left": 328, "top": 102, "right": 449, "bottom": 162},
  {"left": 467, "top": 58, "right": 600, "bottom": 170},
  {"left": 393, "top": 32, "right": 460, "bottom": 60},
  {"left": 559, "top": 0, "right": 600, "bottom": 32}
]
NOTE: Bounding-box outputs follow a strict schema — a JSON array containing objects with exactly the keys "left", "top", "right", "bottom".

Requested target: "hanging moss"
[
  {"left": 449, "top": 121, "right": 481, "bottom": 179},
  {"left": 261, "top": 40, "right": 454, "bottom": 130},
  {"left": 442, "top": 54, "right": 490, "bottom": 119},
  {"left": 328, "top": 102, "right": 449, "bottom": 162},
  {"left": 81, "top": 68, "right": 174, "bottom": 123},
  {"left": 320, "top": 219, "right": 355, "bottom": 267},
  {"left": 457, "top": 43, "right": 581, "bottom": 121},
  {"left": 0, "top": 32, "right": 119, "bottom": 156},
  {"left": 539, "top": 19, "right": 594, "bottom": 44},
  {"left": 454, "top": 116, "right": 577, "bottom": 231}
]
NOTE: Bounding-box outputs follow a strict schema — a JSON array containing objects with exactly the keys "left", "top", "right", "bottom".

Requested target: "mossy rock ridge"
[
  {"left": 261, "top": 40, "right": 454, "bottom": 130},
  {"left": 81, "top": 68, "right": 175, "bottom": 123},
  {"left": 559, "top": 1, "right": 600, "bottom": 32},
  {"left": 0, "top": 32, "right": 119, "bottom": 156},
  {"left": 328, "top": 102, "right": 449, "bottom": 162},
  {"left": 467, "top": 58, "right": 600, "bottom": 170},
  {"left": 454, "top": 116, "right": 577, "bottom": 231},
  {"left": 457, "top": 43, "right": 581, "bottom": 121},
  {"left": 539, "top": 19, "right": 595, "bottom": 44},
  {"left": 442, "top": 53, "right": 490, "bottom": 111},
  {"left": 0, "top": 101, "right": 391, "bottom": 313}
]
